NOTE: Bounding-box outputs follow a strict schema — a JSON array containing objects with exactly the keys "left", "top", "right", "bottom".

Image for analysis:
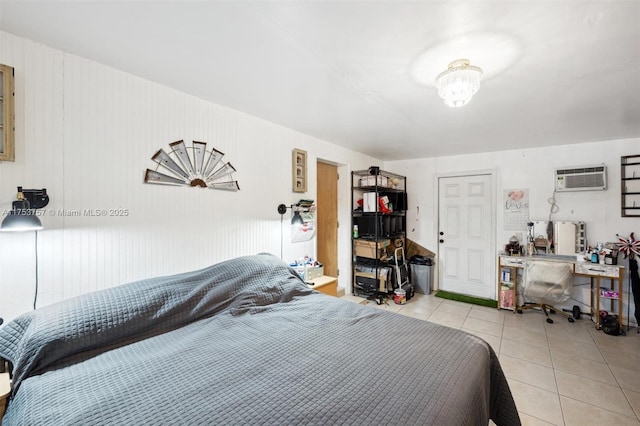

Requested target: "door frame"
[
  {"left": 435, "top": 169, "right": 497, "bottom": 300},
  {"left": 316, "top": 159, "right": 350, "bottom": 294}
]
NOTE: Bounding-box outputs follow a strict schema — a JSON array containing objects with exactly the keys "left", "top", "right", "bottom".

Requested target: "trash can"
[{"left": 409, "top": 255, "right": 432, "bottom": 294}]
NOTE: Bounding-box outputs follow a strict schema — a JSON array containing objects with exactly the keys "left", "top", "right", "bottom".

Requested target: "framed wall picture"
[
  {"left": 0, "top": 63, "right": 15, "bottom": 162},
  {"left": 293, "top": 148, "right": 307, "bottom": 193}
]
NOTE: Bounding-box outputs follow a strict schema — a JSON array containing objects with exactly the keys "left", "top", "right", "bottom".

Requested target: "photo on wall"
[{"left": 293, "top": 148, "right": 307, "bottom": 193}]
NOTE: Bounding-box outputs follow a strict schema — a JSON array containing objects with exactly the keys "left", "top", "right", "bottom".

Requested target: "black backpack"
[{"left": 600, "top": 313, "right": 620, "bottom": 336}]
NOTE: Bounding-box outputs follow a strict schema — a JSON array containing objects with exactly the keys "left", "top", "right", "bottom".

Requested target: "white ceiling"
[{"left": 1, "top": 1, "right": 639, "bottom": 160}]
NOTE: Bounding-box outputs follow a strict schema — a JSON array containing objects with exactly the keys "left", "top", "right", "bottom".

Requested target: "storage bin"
[
  {"left": 306, "top": 266, "right": 324, "bottom": 280},
  {"left": 500, "top": 289, "right": 514, "bottom": 309},
  {"left": 409, "top": 262, "right": 432, "bottom": 294},
  {"left": 359, "top": 175, "right": 388, "bottom": 188}
]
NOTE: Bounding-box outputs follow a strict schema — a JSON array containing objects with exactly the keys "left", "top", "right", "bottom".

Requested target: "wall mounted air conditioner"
[{"left": 555, "top": 165, "right": 607, "bottom": 192}]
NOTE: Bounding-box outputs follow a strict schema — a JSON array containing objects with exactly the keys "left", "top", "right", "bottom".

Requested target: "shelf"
[
  {"left": 352, "top": 169, "right": 406, "bottom": 179},
  {"left": 355, "top": 232, "right": 405, "bottom": 239},
  {"left": 356, "top": 235, "right": 405, "bottom": 241},
  {"left": 352, "top": 169, "right": 407, "bottom": 296},
  {"left": 352, "top": 211, "right": 406, "bottom": 216},
  {"left": 353, "top": 185, "right": 405, "bottom": 192},
  {"left": 621, "top": 154, "right": 640, "bottom": 217}
]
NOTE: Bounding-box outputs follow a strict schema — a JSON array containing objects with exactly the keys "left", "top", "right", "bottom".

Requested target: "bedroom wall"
[
  {"left": 0, "top": 31, "right": 379, "bottom": 323},
  {"left": 385, "top": 138, "right": 640, "bottom": 322}
]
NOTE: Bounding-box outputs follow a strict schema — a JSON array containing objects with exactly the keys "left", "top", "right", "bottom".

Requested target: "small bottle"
[{"left": 353, "top": 225, "right": 359, "bottom": 239}]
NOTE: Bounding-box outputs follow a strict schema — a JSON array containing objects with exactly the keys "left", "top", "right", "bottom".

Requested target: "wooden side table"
[
  {"left": 0, "top": 372, "right": 10, "bottom": 422},
  {"left": 307, "top": 275, "right": 338, "bottom": 296}
]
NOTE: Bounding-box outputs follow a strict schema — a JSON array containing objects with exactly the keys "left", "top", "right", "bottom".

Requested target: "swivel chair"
[{"left": 519, "top": 261, "right": 575, "bottom": 323}]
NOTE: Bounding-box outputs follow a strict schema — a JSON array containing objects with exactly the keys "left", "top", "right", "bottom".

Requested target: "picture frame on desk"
[{"left": 292, "top": 148, "right": 307, "bottom": 193}]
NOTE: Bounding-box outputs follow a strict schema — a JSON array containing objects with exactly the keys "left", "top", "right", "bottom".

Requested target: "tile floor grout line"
[
  {"left": 544, "top": 318, "right": 567, "bottom": 426},
  {"left": 592, "top": 333, "right": 640, "bottom": 422},
  {"left": 559, "top": 393, "right": 640, "bottom": 423}
]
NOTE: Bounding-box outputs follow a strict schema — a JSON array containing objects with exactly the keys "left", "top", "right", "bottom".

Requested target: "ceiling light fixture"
[{"left": 435, "top": 59, "right": 483, "bottom": 108}]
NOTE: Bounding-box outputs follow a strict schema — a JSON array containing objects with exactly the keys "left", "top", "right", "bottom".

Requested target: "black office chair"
[{"left": 519, "top": 260, "right": 575, "bottom": 323}]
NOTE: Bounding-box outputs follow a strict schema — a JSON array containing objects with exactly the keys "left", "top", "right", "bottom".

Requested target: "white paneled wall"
[{"left": 0, "top": 31, "right": 377, "bottom": 322}]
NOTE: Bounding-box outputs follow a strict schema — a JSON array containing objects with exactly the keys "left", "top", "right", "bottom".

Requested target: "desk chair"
[{"left": 519, "top": 261, "right": 575, "bottom": 324}]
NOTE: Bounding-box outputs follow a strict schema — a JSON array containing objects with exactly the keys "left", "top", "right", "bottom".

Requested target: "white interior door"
[{"left": 438, "top": 174, "right": 494, "bottom": 299}]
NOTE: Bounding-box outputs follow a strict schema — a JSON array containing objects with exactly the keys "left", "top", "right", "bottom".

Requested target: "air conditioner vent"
[{"left": 555, "top": 164, "right": 607, "bottom": 192}]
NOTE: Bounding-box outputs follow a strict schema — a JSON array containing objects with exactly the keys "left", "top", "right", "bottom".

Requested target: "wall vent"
[{"left": 555, "top": 165, "right": 607, "bottom": 192}]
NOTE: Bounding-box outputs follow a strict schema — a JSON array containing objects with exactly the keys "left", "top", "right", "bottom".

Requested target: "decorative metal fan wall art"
[{"left": 144, "top": 140, "right": 240, "bottom": 191}]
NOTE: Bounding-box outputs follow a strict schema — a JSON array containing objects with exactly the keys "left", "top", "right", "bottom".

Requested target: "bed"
[{"left": 0, "top": 254, "right": 520, "bottom": 425}]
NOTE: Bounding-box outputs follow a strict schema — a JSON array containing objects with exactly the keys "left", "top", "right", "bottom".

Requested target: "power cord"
[
  {"left": 34, "top": 231, "right": 39, "bottom": 310},
  {"left": 546, "top": 190, "right": 560, "bottom": 246},
  {"left": 547, "top": 190, "right": 559, "bottom": 221}
]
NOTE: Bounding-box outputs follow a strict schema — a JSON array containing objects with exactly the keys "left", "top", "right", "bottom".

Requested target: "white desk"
[{"left": 497, "top": 255, "right": 624, "bottom": 330}]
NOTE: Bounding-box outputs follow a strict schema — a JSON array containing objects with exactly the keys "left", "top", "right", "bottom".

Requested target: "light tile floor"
[{"left": 340, "top": 292, "right": 640, "bottom": 425}]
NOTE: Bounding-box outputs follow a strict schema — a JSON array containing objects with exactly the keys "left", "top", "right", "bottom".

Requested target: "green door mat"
[{"left": 435, "top": 290, "right": 498, "bottom": 308}]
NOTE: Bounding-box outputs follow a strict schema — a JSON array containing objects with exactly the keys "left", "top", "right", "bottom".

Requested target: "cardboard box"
[{"left": 354, "top": 239, "right": 390, "bottom": 259}]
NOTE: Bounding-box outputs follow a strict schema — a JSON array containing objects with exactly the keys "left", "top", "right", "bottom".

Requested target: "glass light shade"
[
  {"left": 0, "top": 210, "right": 43, "bottom": 232},
  {"left": 435, "top": 59, "right": 483, "bottom": 107}
]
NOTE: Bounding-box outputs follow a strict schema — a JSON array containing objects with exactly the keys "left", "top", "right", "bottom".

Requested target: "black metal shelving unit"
[
  {"left": 621, "top": 154, "right": 640, "bottom": 217},
  {"left": 351, "top": 168, "right": 407, "bottom": 299}
]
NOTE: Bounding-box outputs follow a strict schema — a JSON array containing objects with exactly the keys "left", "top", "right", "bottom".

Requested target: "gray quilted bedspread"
[{"left": 0, "top": 254, "right": 520, "bottom": 425}]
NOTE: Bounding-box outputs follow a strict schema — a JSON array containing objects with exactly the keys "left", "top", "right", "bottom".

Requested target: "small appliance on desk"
[{"left": 504, "top": 236, "right": 522, "bottom": 256}]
